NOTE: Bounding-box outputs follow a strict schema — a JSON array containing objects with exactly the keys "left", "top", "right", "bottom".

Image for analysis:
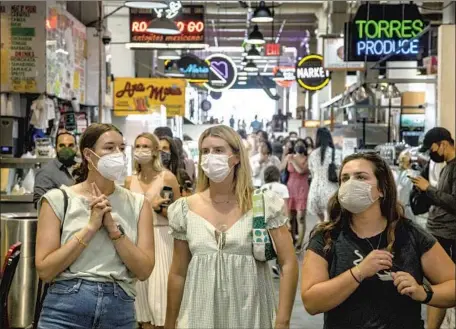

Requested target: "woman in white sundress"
[
  {"left": 307, "top": 128, "right": 338, "bottom": 222},
  {"left": 165, "top": 125, "right": 298, "bottom": 329},
  {"left": 125, "top": 133, "right": 181, "bottom": 329}
]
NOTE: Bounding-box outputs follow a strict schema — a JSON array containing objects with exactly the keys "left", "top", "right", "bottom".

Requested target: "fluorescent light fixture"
[
  {"left": 246, "top": 45, "right": 261, "bottom": 59},
  {"left": 238, "top": 80, "right": 247, "bottom": 85},
  {"left": 147, "top": 16, "right": 180, "bottom": 35},
  {"left": 125, "top": 1, "right": 169, "bottom": 9},
  {"left": 157, "top": 49, "right": 181, "bottom": 60},
  {"left": 251, "top": 1, "right": 273, "bottom": 23},
  {"left": 244, "top": 60, "right": 258, "bottom": 72},
  {"left": 246, "top": 25, "right": 265, "bottom": 45},
  {"left": 126, "top": 43, "right": 209, "bottom": 49},
  {"left": 238, "top": 75, "right": 248, "bottom": 80}
]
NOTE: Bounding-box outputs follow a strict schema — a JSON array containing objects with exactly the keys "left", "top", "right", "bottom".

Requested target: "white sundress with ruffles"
[{"left": 167, "top": 190, "right": 288, "bottom": 329}]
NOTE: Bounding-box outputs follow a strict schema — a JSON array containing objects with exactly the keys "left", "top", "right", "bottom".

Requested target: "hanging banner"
[
  {"left": 344, "top": 3, "right": 429, "bottom": 62},
  {"left": 46, "top": 7, "right": 87, "bottom": 103},
  {"left": 0, "top": 2, "right": 46, "bottom": 93},
  {"left": 113, "top": 78, "right": 186, "bottom": 117},
  {"left": 295, "top": 54, "right": 331, "bottom": 91}
]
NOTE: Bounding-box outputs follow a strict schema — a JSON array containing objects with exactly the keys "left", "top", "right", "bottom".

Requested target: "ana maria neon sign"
[{"left": 355, "top": 19, "right": 424, "bottom": 57}]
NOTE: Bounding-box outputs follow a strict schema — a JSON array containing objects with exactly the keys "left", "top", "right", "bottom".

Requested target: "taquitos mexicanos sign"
[{"left": 113, "top": 78, "right": 186, "bottom": 117}]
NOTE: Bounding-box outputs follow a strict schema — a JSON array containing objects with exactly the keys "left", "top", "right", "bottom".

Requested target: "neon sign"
[
  {"left": 355, "top": 19, "right": 424, "bottom": 56},
  {"left": 295, "top": 54, "right": 330, "bottom": 91},
  {"left": 344, "top": 4, "right": 429, "bottom": 62},
  {"left": 154, "top": 0, "right": 182, "bottom": 19},
  {"left": 129, "top": 5, "right": 205, "bottom": 45}
]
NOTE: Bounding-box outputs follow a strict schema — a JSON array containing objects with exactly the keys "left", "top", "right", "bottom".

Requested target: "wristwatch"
[
  {"left": 110, "top": 224, "right": 125, "bottom": 241},
  {"left": 422, "top": 283, "right": 434, "bottom": 304}
]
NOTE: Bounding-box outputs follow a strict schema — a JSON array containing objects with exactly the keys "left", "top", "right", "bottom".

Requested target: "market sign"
[
  {"left": 129, "top": 5, "right": 205, "bottom": 45},
  {"left": 295, "top": 54, "right": 330, "bottom": 91},
  {"left": 344, "top": 3, "right": 429, "bottom": 62},
  {"left": 113, "top": 78, "right": 186, "bottom": 117},
  {"left": 204, "top": 54, "right": 238, "bottom": 92}
]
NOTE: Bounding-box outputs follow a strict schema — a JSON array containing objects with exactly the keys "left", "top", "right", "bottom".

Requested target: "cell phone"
[{"left": 161, "top": 186, "right": 174, "bottom": 207}]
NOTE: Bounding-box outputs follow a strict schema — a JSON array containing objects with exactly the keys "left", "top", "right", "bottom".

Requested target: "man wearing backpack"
[{"left": 411, "top": 127, "right": 456, "bottom": 329}]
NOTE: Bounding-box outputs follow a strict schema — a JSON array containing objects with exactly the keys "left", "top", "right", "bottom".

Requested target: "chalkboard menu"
[{"left": 0, "top": 2, "right": 46, "bottom": 93}]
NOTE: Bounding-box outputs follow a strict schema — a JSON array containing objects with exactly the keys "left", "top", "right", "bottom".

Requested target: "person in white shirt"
[{"left": 250, "top": 140, "right": 281, "bottom": 187}]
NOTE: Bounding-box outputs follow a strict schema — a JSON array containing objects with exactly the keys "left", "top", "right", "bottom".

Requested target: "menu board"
[
  {"left": 46, "top": 7, "right": 86, "bottom": 103},
  {"left": 0, "top": 2, "right": 46, "bottom": 93}
]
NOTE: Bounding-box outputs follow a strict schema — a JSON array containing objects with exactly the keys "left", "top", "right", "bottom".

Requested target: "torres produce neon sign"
[{"left": 355, "top": 19, "right": 424, "bottom": 56}]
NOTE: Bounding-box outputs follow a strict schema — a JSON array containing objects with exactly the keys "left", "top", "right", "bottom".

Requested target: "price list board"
[
  {"left": 0, "top": 2, "right": 46, "bottom": 93},
  {"left": 46, "top": 7, "right": 86, "bottom": 103}
]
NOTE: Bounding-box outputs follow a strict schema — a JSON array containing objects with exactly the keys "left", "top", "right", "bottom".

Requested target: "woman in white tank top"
[{"left": 126, "top": 132, "right": 181, "bottom": 329}]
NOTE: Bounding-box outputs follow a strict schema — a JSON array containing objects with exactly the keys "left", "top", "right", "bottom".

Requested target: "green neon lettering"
[
  {"left": 378, "top": 20, "right": 391, "bottom": 38},
  {"left": 389, "top": 20, "right": 402, "bottom": 38},
  {"left": 356, "top": 20, "right": 367, "bottom": 38},
  {"left": 401, "top": 20, "right": 413, "bottom": 38},
  {"left": 412, "top": 20, "right": 424, "bottom": 36},
  {"left": 365, "top": 20, "right": 378, "bottom": 38}
]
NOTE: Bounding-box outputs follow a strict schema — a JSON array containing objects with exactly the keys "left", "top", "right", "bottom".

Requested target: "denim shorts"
[{"left": 38, "top": 279, "right": 136, "bottom": 329}]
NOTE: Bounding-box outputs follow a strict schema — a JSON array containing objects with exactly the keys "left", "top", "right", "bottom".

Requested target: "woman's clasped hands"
[{"left": 88, "top": 183, "right": 117, "bottom": 235}]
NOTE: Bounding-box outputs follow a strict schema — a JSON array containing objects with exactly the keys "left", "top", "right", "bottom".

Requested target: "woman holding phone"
[{"left": 126, "top": 132, "right": 180, "bottom": 329}]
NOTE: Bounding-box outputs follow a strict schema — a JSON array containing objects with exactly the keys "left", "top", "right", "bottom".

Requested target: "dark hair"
[
  {"left": 304, "top": 137, "right": 315, "bottom": 149},
  {"left": 73, "top": 123, "right": 122, "bottom": 184},
  {"left": 260, "top": 140, "right": 272, "bottom": 155},
  {"left": 257, "top": 130, "right": 268, "bottom": 142},
  {"left": 183, "top": 134, "right": 192, "bottom": 141},
  {"left": 154, "top": 126, "right": 173, "bottom": 139},
  {"left": 159, "top": 136, "right": 182, "bottom": 176},
  {"left": 237, "top": 129, "right": 248, "bottom": 140},
  {"left": 310, "top": 152, "right": 404, "bottom": 254},
  {"left": 315, "top": 127, "right": 334, "bottom": 165},
  {"left": 55, "top": 132, "right": 76, "bottom": 146},
  {"left": 174, "top": 137, "right": 185, "bottom": 157},
  {"left": 177, "top": 168, "right": 193, "bottom": 192},
  {"left": 289, "top": 131, "right": 298, "bottom": 137},
  {"left": 264, "top": 165, "right": 280, "bottom": 184}
]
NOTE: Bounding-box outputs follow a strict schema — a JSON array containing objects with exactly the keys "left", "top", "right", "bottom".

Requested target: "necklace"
[{"left": 365, "top": 232, "right": 383, "bottom": 250}]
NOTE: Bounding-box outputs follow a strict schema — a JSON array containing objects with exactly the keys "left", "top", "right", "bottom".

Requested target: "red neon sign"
[
  {"left": 265, "top": 43, "right": 281, "bottom": 57},
  {"left": 131, "top": 20, "right": 204, "bottom": 34}
]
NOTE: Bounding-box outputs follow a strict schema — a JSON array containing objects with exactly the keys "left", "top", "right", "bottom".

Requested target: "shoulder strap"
[
  {"left": 331, "top": 147, "right": 335, "bottom": 163},
  {"left": 59, "top": 188, "right": 69, "bottom": 234},
  {"left": 252, "top": 189, "right": 266, "bottom": 229}
]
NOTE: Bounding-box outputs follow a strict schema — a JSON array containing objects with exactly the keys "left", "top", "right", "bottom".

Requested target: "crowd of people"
[{"left": 30, "top": 121, "right": 456, "bottom": 329}]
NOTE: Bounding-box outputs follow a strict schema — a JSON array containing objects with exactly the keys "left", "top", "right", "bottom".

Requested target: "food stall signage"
[
  {"left": 295, "top": 54, "right": 330, "bottom": 91},
  {"left": 344, "top": 4, "right": 429, "bottom": 62},
  {"left": 113, "top": 78, "right": 186, "bottom": 117}
]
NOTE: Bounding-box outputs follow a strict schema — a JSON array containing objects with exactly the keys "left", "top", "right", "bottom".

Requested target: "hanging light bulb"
[
  {"left": 246, "top": 25, "right": 265, "bottom": 45},
  {"left": 251, "top": 1, "right": 273, "bottom": 23},
  {"left": 246, "top": 45, "right": 261, "bottom": 60},
  {"left": 125, "top": 1, "right": 168, "bottom": 9},
  {"left": 147, "top": 16, "right": 180, "bottom": 35}
]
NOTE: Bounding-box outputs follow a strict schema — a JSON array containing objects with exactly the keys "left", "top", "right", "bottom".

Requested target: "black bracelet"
[{"left": 349, "top": 268, "right": 361, "bottom": 284}]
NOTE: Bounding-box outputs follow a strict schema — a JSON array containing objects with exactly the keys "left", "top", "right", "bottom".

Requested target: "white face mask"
[
  {"left": 338, "top": 179, "right": 379, "bottom": 214},
  {"left": 201, "top": 154, "right": 232, "bottom": 183},
  {"left": 91, "top": 151, "right": 127, "bottom": 182},
  {"left": 134, "top": 150, "right": 153, "bottom": 165}
]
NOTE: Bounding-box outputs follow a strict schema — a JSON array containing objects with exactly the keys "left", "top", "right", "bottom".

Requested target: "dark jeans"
[
  {"left": 435, "top": 235, "right": 456, "bottom": 263},
  {"left": 38, "top": 279, "right": 136, "bottom": 329}
]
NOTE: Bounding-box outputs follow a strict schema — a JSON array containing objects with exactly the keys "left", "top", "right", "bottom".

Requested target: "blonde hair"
[
  {"left": 134, "top": 132, "right": 163, "bottom": 174},
  {"left": 196, "top": 125, "right": 253, "bottom": 214}
]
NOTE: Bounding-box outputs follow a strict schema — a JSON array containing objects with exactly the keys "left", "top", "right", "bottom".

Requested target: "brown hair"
[
  {"left": 73, "top": 123, "right": 122, "bottom": 183},
  {"left": 134, "top": 132, "right": 162, "bottom": 174},
  {"left": 311, "top": 152, "right": 405, "bottom": 253},
  {"left": 196, "top": 125, "right": 253, "bottom": 214}
]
